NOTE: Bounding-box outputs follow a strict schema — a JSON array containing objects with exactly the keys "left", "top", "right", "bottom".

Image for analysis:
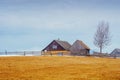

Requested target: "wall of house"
[
  {"left": 70, "top": 49, "right": 90, "bottom": 56},
  {"left": 42, "top": 51, "right": 70, "bottom": 56}
]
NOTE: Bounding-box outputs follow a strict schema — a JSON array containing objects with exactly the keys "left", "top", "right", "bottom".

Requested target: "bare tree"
[{"left": 94, "top": 21, "right": 111, "bottom": 53}]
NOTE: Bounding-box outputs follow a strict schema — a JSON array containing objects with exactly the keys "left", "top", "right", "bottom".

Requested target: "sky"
[{"left": 0, "top": 0, "right": 120, "bottom": 53}]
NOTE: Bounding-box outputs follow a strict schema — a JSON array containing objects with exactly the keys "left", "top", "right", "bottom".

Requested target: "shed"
[
  {"left": 110, "top": 48, "right": 120, "bottom": 57},
  {"left": 70, "top": 40, "right": 90, "bottom": 56}
]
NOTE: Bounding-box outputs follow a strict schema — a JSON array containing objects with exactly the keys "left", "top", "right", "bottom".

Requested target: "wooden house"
[
  {"left": 42, "top": 40, "right": 71, "bottom": 55},
  {"left": 110, "top": 48, "right": 120, "bottom": 57},
  {"left": 70, "top": 40, "right": 90, "bottom": 56}
]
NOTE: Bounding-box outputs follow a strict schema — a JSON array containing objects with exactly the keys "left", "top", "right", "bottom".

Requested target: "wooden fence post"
[
  {"left": 5, "top": 50, "right": 7, "bottom": 55},
  {"left": 24, "top": 51, "right": 25, "bottom": 56}
]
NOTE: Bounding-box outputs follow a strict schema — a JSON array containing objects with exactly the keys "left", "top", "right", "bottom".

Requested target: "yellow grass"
[
  {"left": 0, "top": 56, "right": 120, "bottom": 80},
  {"left": 43, "top": 51, "right": 70, "bottom": 55}
]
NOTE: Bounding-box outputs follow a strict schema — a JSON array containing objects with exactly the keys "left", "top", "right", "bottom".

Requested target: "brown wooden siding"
[
  {"left": 70, "top": 49, "right": 90, "bottom": 56},
  {"left": 42, "top": 51, "right": 70, "bottom": 55}
]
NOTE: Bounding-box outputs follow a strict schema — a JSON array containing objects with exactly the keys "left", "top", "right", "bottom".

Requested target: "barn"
[
  {"left": 110, "top": 48, "right": 120, "bottom": 57},
  {"left": 70, "top": 40, "right": 90, "bottom": 56},
  {"left": 42, "top": 40, "right": 71, "bottom": 55}
]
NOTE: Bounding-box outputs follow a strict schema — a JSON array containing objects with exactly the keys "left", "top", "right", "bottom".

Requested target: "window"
[{"left": 52, "top": 45, "right": 57, "bottom": 49}]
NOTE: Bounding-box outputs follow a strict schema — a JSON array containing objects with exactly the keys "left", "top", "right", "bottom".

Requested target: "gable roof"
[
  {"left": 42, "top": 40, "right": 71, "bottom": 51},
  {"left": 71, "top": 40, "right": 90, "bottom": 50},
  {"left": 110, "top": 48, "right": 120, "bottom": 57},
  {"left": 111, "top": 48, "right": 120, "bottom": 54},
  {"left": 55, "top": 40, "right": 71, "bottom": 50}
]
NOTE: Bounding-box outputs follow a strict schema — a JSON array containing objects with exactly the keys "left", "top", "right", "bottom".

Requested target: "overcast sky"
[{"left": 0, "top": 0, "right": 120, "bottom": 53}]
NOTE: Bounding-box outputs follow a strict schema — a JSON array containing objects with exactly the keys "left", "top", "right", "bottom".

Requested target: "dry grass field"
[{"left": 0, "top": 56, "right": 120, "bottom": 80}]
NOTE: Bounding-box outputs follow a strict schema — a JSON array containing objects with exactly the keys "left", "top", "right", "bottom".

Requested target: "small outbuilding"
[
  {"left": 110, "top": 48, "right": 120, "bottom": 57},
  {"left": 70, "top": 40, "right": 90, "bottom": 56}
]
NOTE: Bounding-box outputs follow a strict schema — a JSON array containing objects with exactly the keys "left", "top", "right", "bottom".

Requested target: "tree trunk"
[{"left": 100, "top": 46, "right": 102, "bottom": 53}]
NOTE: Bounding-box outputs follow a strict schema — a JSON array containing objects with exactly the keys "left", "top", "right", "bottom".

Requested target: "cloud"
[
  {"left": 0, "top": 7, "right": 120, "bottom": 37},
  {"left": 0, "top": 0, "right": 120, "bottom": 52},
  {"left": 0, "top": 0, "right": 120, "bottom": 30}
]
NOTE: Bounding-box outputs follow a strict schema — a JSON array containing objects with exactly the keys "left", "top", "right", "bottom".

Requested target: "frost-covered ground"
[{"left": 0, "top": 51, "right": 41, "bottom": 56}]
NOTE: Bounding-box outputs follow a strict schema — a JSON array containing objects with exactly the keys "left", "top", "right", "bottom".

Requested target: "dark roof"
[
  {"left": 42, "top": 40, "right": 71, "bottom": 51},
  {"left": 111, "top": 48, "right": 120, "bottom": 54},
  {"left": 55, "top": 40, "right": 71, "bottom": 50},
  {"left": 110, "top": 48, "right": 120, "bottom": 57}
]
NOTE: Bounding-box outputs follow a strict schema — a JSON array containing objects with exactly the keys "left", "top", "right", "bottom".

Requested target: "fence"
[{"left": 0, "top": 51, "right": 41, "bottom": 56}]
